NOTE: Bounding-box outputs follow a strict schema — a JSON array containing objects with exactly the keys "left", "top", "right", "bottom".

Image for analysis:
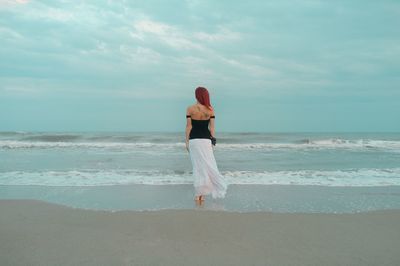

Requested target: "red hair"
[{"left": 195, "top": 87, "right": 213, "bottom": 111}]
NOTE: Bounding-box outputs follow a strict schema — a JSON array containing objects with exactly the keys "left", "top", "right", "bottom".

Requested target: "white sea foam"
[
  {"left": 0, "top": 168, "right": 399, "bottom": 186},
  {"left": 219, "top": 139, "right": 400, "bottom": 151},
  {"left": 0, "top": 141, "right": 182, "bottom": 150},
  {"left": 1, "top": 139, "right": 400, "bottom": 151}
]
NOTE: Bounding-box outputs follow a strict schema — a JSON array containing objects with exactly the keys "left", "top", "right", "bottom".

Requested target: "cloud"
[
  {"left": 0, "top": 0, "right": 399, "bottom": 102},
  {"left": 0, "top": 0, "right": 29, "bottom": 6},
  {"left": 0, "top": 26, "right": 23, "bottom": 39},
  {"left": 130, "top": 18, "right": 208, "bottom": 51},
  {"left": 134, "top": 19, "right": 171, "bottom": 35},
  {"left": 119, "top": 45, "right": 162, "bottom": 64},
  {"left": 194, "top": 26, "right": 241, "bottom": 42}
]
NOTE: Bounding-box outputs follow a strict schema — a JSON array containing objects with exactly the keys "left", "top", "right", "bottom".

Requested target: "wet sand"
[{"left": 1, "top": 199, "right": 399, "bottom": 265}]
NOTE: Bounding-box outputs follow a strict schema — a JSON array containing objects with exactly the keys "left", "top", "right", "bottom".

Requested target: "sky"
[{"left": 0, "top": 0, "right": 399, "bottom": 132}]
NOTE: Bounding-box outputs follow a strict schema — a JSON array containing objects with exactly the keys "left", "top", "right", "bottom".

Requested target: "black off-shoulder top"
[{"left": 186, "top": 115, "right": 215, "bottom": 139}]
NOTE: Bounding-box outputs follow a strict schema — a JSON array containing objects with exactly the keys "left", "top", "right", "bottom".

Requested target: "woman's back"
[
  {"left": 187, "top": 103, "right": 215, "bottom": 140},
  {"left": 188, "top": 103, "right": 214, "bottom": 120}
]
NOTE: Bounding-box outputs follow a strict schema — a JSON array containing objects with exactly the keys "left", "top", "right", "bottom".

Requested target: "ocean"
[
  {"left": 1, "top": 131, "right": 400, "bottom": 212},
  {"left": 1, "top": 131, "right": 400, "bottom": 186}
]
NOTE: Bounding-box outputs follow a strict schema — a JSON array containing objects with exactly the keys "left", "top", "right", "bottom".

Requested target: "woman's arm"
[
  {"left": 185, "top": 107, "right": 192, "bottom": 151},
  {"left": 209, "top": 110, "right": 216, "bottom": 138}
]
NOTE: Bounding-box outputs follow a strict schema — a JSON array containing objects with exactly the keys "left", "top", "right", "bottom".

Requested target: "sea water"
[
  {"left": 1, "top": 131, "right": 400, "bottom": 212},
  {"left": 1, "top": 131, "right": 400, "bottom": 186}
]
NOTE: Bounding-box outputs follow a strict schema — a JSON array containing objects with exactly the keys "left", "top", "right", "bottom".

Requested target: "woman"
[{"left": 185, "top": 87, "right": 228, "bottom": 205}]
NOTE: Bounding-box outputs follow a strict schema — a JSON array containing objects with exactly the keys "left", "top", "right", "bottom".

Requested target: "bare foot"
[{"left": 194, "top": 195, "right": 205, "bottom": 206}]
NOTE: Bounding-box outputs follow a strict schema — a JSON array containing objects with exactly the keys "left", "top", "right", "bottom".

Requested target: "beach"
[
  {"left": 2, "top": 132, "right": 400, "bottom": 265},
  {"left": 1, "top": 199, "right": 399, "bottom": 266}
]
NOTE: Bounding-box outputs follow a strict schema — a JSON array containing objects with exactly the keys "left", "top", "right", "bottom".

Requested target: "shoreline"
[
  {"left": 1, "top": 184, "right": 400, "bottom": 213},
  {"left": 1, "top": 199, "right": 400, "bottom": 266}
]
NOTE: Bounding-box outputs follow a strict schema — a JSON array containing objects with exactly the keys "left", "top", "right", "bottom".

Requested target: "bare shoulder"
[
  {"left": 209, "top": 107, "right": 215, "bottom": 117},
  {"left": 187, "top": 105, "right": 196, "bottom": 110},
  {"left": 186, "top": 105, "right": 194, "bottom": 114}
]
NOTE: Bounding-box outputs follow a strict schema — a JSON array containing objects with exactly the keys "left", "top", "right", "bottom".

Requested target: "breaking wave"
[
  {"left": 1, "top": 138, "right": 400, "bottom": 151},
  {"left": 0, "top": 168, "right": 399, "bottom": 186}
]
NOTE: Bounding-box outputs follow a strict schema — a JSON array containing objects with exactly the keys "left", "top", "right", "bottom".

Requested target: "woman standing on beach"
[{"left": 185, "top": 87, "right": 228, "bottom": 205}]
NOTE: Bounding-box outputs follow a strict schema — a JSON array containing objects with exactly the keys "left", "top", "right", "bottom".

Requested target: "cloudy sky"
[{"left": 0, "top": 0, "right": 399, "bottom": 132}]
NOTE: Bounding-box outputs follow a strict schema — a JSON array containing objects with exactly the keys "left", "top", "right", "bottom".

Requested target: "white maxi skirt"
[{"left": 188, "top": 138, "right": 228, "bottom": 199}]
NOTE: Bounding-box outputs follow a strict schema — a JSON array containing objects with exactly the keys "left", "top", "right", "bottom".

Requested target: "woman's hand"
[
  {"left": 185, "top": 140, "right": 189, "bottom": 152},
  {"left": 210, "top": 136, "right": 216, "bottom": 146}
]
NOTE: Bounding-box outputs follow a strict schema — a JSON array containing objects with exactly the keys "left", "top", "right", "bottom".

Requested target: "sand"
[{"left": 0, "top": 199, "right": 399, "bottom": 266}]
